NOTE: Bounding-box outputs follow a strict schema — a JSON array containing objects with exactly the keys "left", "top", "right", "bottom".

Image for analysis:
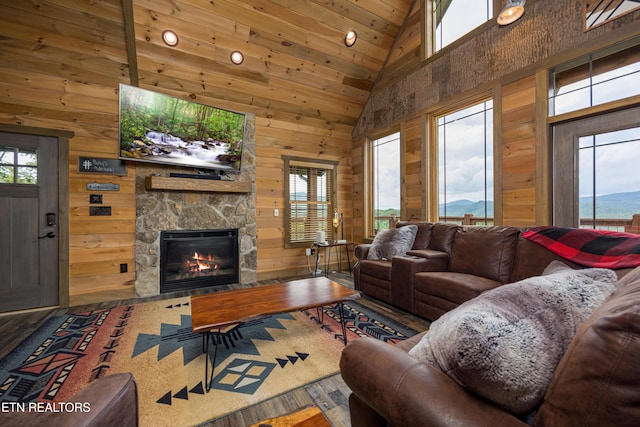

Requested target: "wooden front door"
[{"left": 0, "top": 132, "right": 59, "bottom": 312}]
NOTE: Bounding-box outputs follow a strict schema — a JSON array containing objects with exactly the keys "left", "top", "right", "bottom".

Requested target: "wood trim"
[
  {"left": 58, "top": 136, "right": 70, "bottom": 307},
  {"left": 400, "top": 120, "right": 408, "bottom": 219},
  {"left": 427, "top": 112, "right": 438, "bottom": 221},
  {"left": 144, "top": 176, "right": 251, "bottom": 193},
  {"left": 122, "top": 0, "right": 139, "bottom": 87},
  {"left": 536, "top": 69, "right": 552, "bottom": 225},
  {"left": 493, "top": 84, "right": 503, "bottom": 225},
  {"left": 548, "top": 95, "right": 640, "bottom": 125}
]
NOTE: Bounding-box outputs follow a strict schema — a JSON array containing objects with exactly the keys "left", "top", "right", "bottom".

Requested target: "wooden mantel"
[{"left": 145, "top": 175, "right": 251, "bottom": 193}]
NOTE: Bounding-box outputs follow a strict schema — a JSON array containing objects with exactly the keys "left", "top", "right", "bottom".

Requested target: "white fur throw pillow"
[
  {"left": 408, "top": 267, "right": 618, "bottom": 415},
  {"left": 367, "top": 225, "right": 418, "bottom": 260}
]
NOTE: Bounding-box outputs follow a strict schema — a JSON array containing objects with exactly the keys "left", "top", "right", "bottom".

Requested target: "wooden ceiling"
[{"left": 125, "top": 0, "right": 415, "bottom": 127}]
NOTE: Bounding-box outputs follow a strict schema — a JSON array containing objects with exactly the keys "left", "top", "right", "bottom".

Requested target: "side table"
[{"left": 313, "top": 240, "right": 354, "bottom": 277}]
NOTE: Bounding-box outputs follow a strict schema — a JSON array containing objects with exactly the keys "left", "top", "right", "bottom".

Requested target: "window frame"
[
  {"left": 549, "top": 38, "right": 640, "bottom": 117},
  {"left": 0, "top": 146, "right": 38, "bottom": 185},
  {"left": 283, "top": 155, "right": 338, "bottom": 248},
  {"left": 430, "top": 95, "right": 496, "bottom": 225},
  {"left": 425, "top": 0, "right": 495, "bottom": 58},
  {"left": 364, "top": 129, "right": 402, "bottom": 240},
  {"left": 552, "top": 105, "right": 640, "bottom": 229}
]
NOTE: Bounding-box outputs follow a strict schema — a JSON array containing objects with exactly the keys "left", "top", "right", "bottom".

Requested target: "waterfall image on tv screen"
[{"left": 118, "top": 84, "right": 246, "bottom": 172}]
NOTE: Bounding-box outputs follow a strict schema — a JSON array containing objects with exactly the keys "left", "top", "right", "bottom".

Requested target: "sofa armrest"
[
  {"left": 354, "top": 244, "right": 371, "bottom": 260},
  {"left": 390, "top": 256, "right": 429, "bottom": 312},
  {"left": 406, "top": 249, "right": 450, "bottom": 267},
  {"left": 340, "top": 338, "right": 526, "bottom": 427}
]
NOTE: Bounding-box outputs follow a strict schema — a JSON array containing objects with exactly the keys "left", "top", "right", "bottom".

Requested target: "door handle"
[{"left": 38, "top": 232, "right": 56, "bottom": 239}]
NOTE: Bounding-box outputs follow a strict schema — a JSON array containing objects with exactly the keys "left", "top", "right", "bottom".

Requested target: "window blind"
[{"left": 283, "top": 157, "right": 336, "bottom": 245}]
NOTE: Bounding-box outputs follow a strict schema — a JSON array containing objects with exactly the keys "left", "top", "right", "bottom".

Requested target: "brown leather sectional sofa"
[
  {"left": 342, "top": 267, "right": 640, "bottom": 426},
  {"left": 344, "top": 223, "right": 640, "bottom": 426},
  {"left": 353, "top": 222, "right": 628, "bottom": 321}
]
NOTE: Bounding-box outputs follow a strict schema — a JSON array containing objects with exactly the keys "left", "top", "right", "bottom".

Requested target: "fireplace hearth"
[{"left": 160, "top": 229, "right": 239, "bottom": 293}]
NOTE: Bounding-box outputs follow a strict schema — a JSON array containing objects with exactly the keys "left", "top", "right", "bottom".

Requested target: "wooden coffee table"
[{"left": 191, "top": 276, "right": 360, "bottom": 391}]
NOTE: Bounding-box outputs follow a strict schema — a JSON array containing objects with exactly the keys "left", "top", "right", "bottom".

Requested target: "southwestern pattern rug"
[{"left": 0, "top": 298, "right": 416, "bottom": 426}]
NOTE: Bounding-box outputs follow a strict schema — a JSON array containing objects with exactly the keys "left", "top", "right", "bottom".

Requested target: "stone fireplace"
[{"left": 133, "top": 115, "right": 257, "bottom": 297}]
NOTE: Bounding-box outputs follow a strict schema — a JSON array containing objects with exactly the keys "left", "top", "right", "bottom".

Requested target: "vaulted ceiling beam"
[{"left": 122, "top": 0, "right": 139, "bottom": 86}]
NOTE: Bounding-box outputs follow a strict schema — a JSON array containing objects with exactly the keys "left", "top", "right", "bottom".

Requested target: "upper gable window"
[{"left": 433, "top": 0, "right": 493, "bottom": 53}]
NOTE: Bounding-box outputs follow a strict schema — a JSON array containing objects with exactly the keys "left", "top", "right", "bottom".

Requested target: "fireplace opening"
[{"left": 160, "top": 229, "right": 239, "bottom": 293}]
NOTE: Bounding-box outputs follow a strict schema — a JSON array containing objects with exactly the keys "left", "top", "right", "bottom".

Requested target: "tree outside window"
[{"left": 0, "top": 147, "right": 38, "bottom": 185}]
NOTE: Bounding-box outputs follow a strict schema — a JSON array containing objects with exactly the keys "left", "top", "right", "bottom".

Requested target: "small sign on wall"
[
  {"left": 79, "top": 157, "right": 127, "bottom": 175},
  {"left": 87, "top": 183, "right": 120, "bottom": 191},
  {"left": 90, "top": 206, "right": 112, "bottom": 216}
]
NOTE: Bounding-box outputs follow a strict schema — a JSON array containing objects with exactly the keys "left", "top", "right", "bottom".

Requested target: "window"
[
  {"left": 283, "top": 156, "right": 337, "bottom": 247},
  {"left": 368, "top": 132, "right": 401, "bottom": 237},
  {"left": 432, "top": 0, "right": 493, "bottom": 54},
  {"left": 437, "top": 99, "right": 493, "bottom": 225},
  {"left": 0, "top": 146, "right": 38, "bottom": 184},
  {"left": 550, "top": 41, "right": 640, "bottom": 116},
  {"left": 578, "top": 127, "right": 640, "bottom": 232},
  {"left": 552, "top": 106, "right": 640, "bottom": 234}
]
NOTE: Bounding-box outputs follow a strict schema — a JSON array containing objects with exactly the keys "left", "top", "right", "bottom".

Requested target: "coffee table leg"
[
  {"left": 205, "top": 327, "right": 221, "bottom": 393},
  {"left": 338, "top": 303, "right": 348, "bottom": 345}
]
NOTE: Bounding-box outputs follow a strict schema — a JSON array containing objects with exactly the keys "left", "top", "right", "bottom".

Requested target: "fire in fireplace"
[{"left": 160, "top": 229, "right": 239, "bottom": 293}]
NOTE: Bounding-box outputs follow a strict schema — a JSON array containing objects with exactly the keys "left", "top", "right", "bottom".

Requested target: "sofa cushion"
[
  {"left": 449, "top": 226, "right": 520, "bottom": 283},
  {"left": 367, "top": 225, "right": 418, "bottom": 260},
  {"left": 533, "top": 265, "right": 640, "bottom": 427},
  {"left": 414, "top": 271, "right": 502, "bottom": 304},
  {"left": 408, "top": 266, "right": 618, "bottom": 416},
  {"left": 397, "top": 221, "right": 434, "bottom": 250},
  {"left": 428, "top": 223, "right": 458, "bottom": 253}
]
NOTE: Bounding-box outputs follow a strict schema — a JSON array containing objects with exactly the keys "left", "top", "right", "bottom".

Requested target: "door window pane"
[
  {"left": 0, "top": 147, "right": 38, "bottom": 185},
  {"left": 579, "top": 127, "right": 640, "bottom": 233}
]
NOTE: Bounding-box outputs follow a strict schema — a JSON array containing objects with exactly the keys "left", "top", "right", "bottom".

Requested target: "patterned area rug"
[{"left": 0, "top": 298, "right": 416, "bottom": 426}]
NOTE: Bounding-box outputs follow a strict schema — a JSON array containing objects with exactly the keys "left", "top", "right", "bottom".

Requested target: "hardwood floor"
[{"left": 0, "top": 272, "right": 431, "bottom": 426}]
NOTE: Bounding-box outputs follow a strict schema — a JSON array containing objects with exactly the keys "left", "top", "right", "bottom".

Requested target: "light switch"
[{"left": 274, "top": 208, "right": 279, "bottom": 217}]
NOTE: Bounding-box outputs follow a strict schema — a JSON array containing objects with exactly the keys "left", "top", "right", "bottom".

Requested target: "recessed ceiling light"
[
  {"left": 344, "top": 30, "right": 357, "bottom": 47},
  {"left": 230, "top": 50, "right": 244, "bottom": 65},
  {"left": 162, "top": 30, "right": 179, "bottom": 47}
]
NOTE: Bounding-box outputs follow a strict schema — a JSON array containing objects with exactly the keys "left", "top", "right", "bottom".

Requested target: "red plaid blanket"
[{"left": 522, "top": 226, "right": 640, "bottom": 269}]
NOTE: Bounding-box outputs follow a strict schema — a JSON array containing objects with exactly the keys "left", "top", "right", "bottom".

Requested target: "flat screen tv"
[{"left": 118, "top": 83, "right": 246, "bottom": 172}]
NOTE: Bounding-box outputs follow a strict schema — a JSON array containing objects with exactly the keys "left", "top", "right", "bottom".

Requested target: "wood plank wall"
[
  {"left": 0, "top": 0, "right": 138, "bottom": 303},
  {"left": 402, "top": 115, "right": 426, "bottom": 221},
  {"left": 0, "top": 0, "right": 360, "bottom": 301},
  {"left": 501, "top": 76, "right": 538, "bottom": 227}
]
